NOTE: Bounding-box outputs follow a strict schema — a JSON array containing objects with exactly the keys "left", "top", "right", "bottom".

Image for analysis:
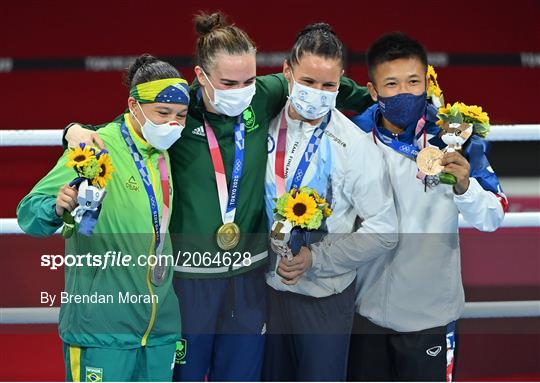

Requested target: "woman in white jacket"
[{"left": 262, "top": 23, "right": 398, "bottom": 381}]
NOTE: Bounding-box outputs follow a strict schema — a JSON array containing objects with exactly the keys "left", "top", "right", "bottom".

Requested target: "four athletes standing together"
[{"left": 18, "top": 11, "right": 506, "bottom": 382}]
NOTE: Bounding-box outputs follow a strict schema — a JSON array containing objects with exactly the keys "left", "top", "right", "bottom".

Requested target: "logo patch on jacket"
[
  {"left": 85, "top": 367, "right": 103, "bottom": 382},
  {"left": 191, "top": 126, "right": 205, "bottom": 137},
  {"left": 175, "top": 339, "right": 187, "bottom": 365},
  {"left": 125, "top": 176, "right": 139, "bottom": 192},
  {"left": 243, "top": 106, "right": 259, "bottom": 132}
]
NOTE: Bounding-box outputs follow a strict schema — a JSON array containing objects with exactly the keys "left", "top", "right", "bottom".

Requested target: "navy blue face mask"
[{"left": 377, "top": 91, "right": 427, "bottom": 129}]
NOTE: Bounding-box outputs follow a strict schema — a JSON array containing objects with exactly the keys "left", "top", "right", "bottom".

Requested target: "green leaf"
[
  {"left": 305, "top": 210, "right": 323, "bottom": 230},
  {"left": 439, "top": 172, "right": 457, "bottom": 185},
  {"left": 273, "top": 213, "right": 286, "bottom": 221},
  {"left": 62, "top": 210, "right": 74, "bottom": 224}
]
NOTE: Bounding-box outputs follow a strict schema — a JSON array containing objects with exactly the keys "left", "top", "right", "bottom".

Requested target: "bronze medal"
[{"left": 416, "top": 147, "right": 444, "bottom": 176}]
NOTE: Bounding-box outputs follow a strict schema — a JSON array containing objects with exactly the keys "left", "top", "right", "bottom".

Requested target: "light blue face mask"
[{"left": 288, "top": 73, "right": 338, "bottom": 120}]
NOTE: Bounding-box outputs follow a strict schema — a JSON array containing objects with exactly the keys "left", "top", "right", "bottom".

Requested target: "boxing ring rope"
[
  {"left": 2, "top": 301, "right": 540, "bottom": 324},
  {"left": 461, "top": 301, "right": 540, "bottom": 319},
  {"left": 1, "top": 125, "right": 540, "bottom": 146},
  {"left": 1, "top": 213, "right": 539, "bottom": 235},
  {"left": 1, "top": 125, "right": 539, "bottom": 323}
]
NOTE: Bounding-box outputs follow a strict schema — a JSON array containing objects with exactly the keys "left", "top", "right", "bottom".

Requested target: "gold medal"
[
  {"left": 416, "top": 147, "right": 444, "bottom": 176},
  {"left": 216, "top": 222, "right": 241, "bottom": 250}
]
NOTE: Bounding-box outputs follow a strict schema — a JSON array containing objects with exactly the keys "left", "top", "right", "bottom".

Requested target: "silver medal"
[{"left": 151, "top": 258, "right": 167, "bottom": 287}]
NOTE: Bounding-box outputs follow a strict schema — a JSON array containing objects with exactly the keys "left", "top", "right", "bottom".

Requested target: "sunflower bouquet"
[
  {"left": 62, "top": 143, "right": 114, "bottom": 238},
  {"left": 426, "top": 65, "right": 491, "bottom": 138},
  {"left": 271, "top": 186, "right": 332, "bottom": 259},
  {"left": 436, "top": 102, "right": 490, "bottom": 139},
  {"left": 423, "top": 66, "right": 491, "bottom": 185}
]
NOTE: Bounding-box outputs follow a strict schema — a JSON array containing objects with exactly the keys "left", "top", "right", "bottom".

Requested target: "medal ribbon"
[
  {"left": 275, "top": 109, "right": 331, "bottom": 196},
  {"left": 204, "top": 116, "right": 245, "bottom": 225},
  {"left": 156, "top": 157, "right": 170, "bottom": 256},
  {"left": 372, "top": 116, "right": 426, "bottom": 160},
  {"left": 372, "top": 116, "right": 435, "bottom": 181},
  {"left": 121, "top": 122, "right": 170, "bottom": 256}
]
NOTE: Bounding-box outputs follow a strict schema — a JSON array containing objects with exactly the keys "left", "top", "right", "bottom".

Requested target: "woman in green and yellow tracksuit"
[{"left": 17, "top": 55, "right": 189, "bottom": 382}]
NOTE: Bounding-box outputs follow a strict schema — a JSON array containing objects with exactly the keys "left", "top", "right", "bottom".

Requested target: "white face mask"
[
  {"left": 288, "top": 73, "right": 338, "bottom": 121},
  {"left": 202, "top": 69, "right": 256, "bottom": 117},
  {"left": 131, "top": 101, "right": 184, "bottom": 150}
]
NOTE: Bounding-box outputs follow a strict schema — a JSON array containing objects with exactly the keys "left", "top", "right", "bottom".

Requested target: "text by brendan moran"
[{"left": 41, "top": 291, "right": 158, "bottom": 306}]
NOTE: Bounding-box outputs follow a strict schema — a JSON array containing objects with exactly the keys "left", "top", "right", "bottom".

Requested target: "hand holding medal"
[
  {"left": 416, "top": 144, "right": 471, "bottom": 193},
  {"left": 418, "top": 67, "right": 491, "bottom": 188},
  {"left": 416, "top": 122, "right": 473, "bottom": 187}
]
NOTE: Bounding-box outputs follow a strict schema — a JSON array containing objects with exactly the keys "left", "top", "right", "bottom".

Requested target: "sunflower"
[
  {"left": 92, "top": 154, "right": 114, "bottom": 188},
  {"left": 429, "top": 86, "right": 442, "bottom": 98},
  {"left": 459, "top": 103, "right": 490, "bottom": 125},
  {"left": 322, "top": 206, "right": 333, "bottom": 218},
  {"left": 427, "top": 65, "right": 438, "bottom": 81},
  {"left": 426, "top": 65, "right": 443, "bottom": 98},
  {"left": 284, "top": 191, "right": 317, "bottom": 227},
  {"left": 67, "top": 144, "right": 95, "bottom": 169},
  {"left": 437, "top": 103, "right": 453, "bottom": 116},
  {"left": 311, "top": 189, "right": 327, "bottom": 206}
]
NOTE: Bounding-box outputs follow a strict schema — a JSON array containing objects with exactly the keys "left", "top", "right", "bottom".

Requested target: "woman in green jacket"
[{"left": 17, "top": 55, "right": 190, "bottom": 382}]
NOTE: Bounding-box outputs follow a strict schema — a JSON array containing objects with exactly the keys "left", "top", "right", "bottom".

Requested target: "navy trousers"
[
  {"left": 173, "top": 267, "right": 266, "bottom": 381},
  {"left": 263, "top": 281, "right": 356, "bottom": 381}
]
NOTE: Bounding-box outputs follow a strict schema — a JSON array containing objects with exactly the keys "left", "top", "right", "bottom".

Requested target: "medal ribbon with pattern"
[
  {"left": 120, "top": 122, "right": 170, "bottom": 284},
  {"left": 275, "top": 109, "right": 331, "bottom": 196},
  {"left": 204, "top": 116, "right": 245, "bottom": 250},
  {"left": 371, "top": 116, "right": 427, "bottom": 160},
  {"left": 371, "top": 116, "right": 437, "bottom": 183}
]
